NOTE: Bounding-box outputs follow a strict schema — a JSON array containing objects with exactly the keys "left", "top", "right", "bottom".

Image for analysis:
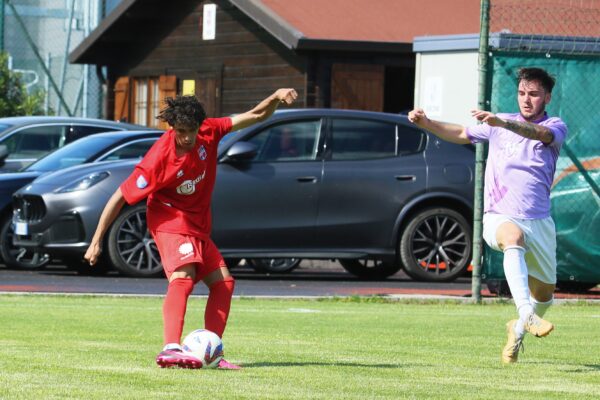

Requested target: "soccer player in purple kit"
[{"left": 407, "top": 67, "right": 568, "bottom": 363}]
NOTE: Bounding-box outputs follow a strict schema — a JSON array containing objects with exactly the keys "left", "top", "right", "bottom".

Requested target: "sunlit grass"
[{"left": 0, "top": 295, "right": 599, "bottom": 399}]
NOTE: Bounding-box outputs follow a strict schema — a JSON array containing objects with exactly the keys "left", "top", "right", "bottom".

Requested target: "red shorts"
[{"left": 151, "top": 231, "right": 226, "bottom": 283}]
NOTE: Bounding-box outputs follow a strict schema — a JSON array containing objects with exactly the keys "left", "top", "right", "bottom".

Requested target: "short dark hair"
[
  {"left": 157, "top": 95, "right": 206, "bottom": 128},
  {"left": 517, "top": 67, "right": 556, "bottom": 93}
]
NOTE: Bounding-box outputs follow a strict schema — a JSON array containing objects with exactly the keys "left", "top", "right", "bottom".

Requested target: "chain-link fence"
[
  {"left": 0, "top": 0, "right": 117, "bottom": 118},
  {"left": 482, "top": 0, "right": 600, "bottom": 286}
]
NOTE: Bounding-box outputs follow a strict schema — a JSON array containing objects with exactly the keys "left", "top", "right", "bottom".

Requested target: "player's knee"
[
  {"left": 497, "top": 225, "right": 525, "bottom": 250},
  {"left": 170, "top": 263, "right": 197, "bottom": 282}
]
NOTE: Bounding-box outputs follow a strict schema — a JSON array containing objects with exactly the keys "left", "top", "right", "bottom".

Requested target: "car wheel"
[
  {"left": 557, "top": 281, "right": 599, "bottom": 292},
  {"left": 0, "top": 214, "right": 50, "bottom": 269},
  {"left": 339, "top": 259, "right": 401, "bottom": 280},
  {"left": 400, "top": 207, "right": 472, "bottom": 282},
  {"left": 106, "top": 204, "right": 164, "bottom": 278},
  {"left": 248, "top": 258, "right": 302, "bottom": 273},
  {"left": 224, "top": 258, "right": 242, "bottom": 269}
]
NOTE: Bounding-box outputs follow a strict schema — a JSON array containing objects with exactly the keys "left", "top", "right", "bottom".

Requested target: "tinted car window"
[
  {"left": 397, "top": 125, "right": 425, "bottom": 155},
  {"left": 3, "top": 125, "right": 67, "bottom": 160},
  {"left": 100, "top": 139, "right": 156, "bottom": 161},
  {"left": 26, "top": 136, "right": 116, "bottom": 172},
  {"left": 69, "top": 125, "right": 120, "bottom": 143},
  {"left": 248, "top": 120, "right": 321, "bottom": 162},
  {"left": 330, "top": 118, "right": 397, "bottom": 160}
]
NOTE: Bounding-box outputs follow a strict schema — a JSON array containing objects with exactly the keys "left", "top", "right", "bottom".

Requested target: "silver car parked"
[{"left": 0, "top": 116, "right": 143, "bottom": 172}]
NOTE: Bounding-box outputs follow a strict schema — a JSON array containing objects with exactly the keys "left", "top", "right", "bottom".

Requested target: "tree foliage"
[{"left": 0, "top": 52, "right": 46, "bottom": 117}]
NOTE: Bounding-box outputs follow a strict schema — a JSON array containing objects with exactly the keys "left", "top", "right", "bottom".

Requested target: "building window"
[{"left": 132, "top": 78, "right": 160, "bottom": 127}]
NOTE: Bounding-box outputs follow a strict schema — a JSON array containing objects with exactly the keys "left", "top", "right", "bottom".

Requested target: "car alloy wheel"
[
  {"left": 106, "top": 204, "right": 163, "bottom": 277},
  {"left": 248, "top": 258, "right": 302, "bottom": 273},
  {"left": 0, "top": 214, "right": 50, "bottom": 269},
  {"left": 400, "top": 207, "right": 471, "bottom": 282}
]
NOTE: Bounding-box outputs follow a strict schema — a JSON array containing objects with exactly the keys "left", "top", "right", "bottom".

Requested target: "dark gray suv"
[{"left": 12, "top": 109, "right": 475, "bottom": 281}]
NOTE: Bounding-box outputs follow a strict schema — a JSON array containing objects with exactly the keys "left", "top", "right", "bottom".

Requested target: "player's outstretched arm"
[
  {"left": 408, "top": 108, "right": 470, "bottom": 144},
  {"left": 231, "top": 88, "right": 298, "bottom": 131},
  {"left": 471, "top": 109, "right": 554, "bottom": 144},
  {"left": 84, "top": 188, "right": 126, "bottom": 266}
]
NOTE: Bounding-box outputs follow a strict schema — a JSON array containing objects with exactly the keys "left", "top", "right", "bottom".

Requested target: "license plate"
[{"left": 14, "top": 222, "right": 28, "bottom": 236}]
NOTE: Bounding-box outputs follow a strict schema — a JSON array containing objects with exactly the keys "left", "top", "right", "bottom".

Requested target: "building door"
[
  {"left": 331, "top": 64, "right": 384, "bottom": 112},
  {"left": 194, "top": 69, "right": 222, "bottom": 118}
]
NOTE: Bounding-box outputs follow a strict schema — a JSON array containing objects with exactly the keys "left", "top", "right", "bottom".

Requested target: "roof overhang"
[
  {"left": 71, "top": 0, "right": 413, "bottom": 65},
  {"left": 70, "top": 0, "right": 198, "bottom": 65}
]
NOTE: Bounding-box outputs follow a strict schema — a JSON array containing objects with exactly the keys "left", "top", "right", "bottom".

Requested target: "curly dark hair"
[
  {"left": 517, "top": 67, "right": 556, "bottom": 93},
  {"left": 156, "top": 95, "right": 207, "bottom": 128}
]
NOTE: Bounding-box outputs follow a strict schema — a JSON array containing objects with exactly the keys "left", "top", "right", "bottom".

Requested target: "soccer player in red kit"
[{"left": 84, "top": 88, "right": 297, "bottom": 369}]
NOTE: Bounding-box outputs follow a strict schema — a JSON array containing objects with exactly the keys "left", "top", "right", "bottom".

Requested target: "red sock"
[
  {"left": 163, "top": 278, "right": 194, "bottom": 345},
  {"left": 205, "top": 277, "right": 235, "bottom": 338}
]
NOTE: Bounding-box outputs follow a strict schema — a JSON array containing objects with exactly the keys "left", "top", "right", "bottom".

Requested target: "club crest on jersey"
[
  {"left": 176, "top": 171, "right": 206, "bottom": 195},
  {"left": 136, "top": 174, "right": 148, "bottom": 189},
  {"left": 198, "top": 145, "right": 207, "bottom": 160}
]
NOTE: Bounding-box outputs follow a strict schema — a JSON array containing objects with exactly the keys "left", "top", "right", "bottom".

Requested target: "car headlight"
[{"left": 56, "top": 171, "right": 110, "bottom": 193}]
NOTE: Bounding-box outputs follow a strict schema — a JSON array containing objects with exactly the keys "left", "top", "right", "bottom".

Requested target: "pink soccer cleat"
[
  {"left": 217, "top": 358, "right": 242, "bottom": 370},
  {"left": 156, "top": 349, "right": 203, "bottom": 369}
]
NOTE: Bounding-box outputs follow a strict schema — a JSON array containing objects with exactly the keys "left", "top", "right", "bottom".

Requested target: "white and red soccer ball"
[{"left": 182, "top": 329, "right": 224, "bottom": 368}]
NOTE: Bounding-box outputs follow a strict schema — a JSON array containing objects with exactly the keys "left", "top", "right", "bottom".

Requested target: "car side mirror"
[
  {"left": 222, "top": 141, "right": 257, "bottom": 162},
  {"left": 0, "top": 145, "right": 8, "bottom": 167}
]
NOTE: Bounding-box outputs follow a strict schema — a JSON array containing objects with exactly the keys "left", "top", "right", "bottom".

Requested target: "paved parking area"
[{"left": 1, "top": 260, "right": 598, "bottom": 299}]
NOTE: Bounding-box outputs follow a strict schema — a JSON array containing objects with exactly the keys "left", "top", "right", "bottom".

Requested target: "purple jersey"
[{"left": 466, "top": 113, "right": 568, "bottom": 219}]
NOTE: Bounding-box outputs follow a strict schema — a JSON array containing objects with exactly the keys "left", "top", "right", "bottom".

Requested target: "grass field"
[{"left": 0, "top": 295, "right": 599, "bottom": 399}]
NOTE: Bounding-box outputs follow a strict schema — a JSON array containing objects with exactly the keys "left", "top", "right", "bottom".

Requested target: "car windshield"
[{"left": 24, "top": 135, "right": 117, "bottom": 172}]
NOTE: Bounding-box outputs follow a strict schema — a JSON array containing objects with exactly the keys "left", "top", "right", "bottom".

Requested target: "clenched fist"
[{"left": 274, "top": 88, "right": 298, "bottom": 105}]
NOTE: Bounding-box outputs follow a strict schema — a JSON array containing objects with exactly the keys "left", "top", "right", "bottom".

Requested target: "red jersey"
[{"left": 120, "top": 117, "right": 232, "bottom": 239}]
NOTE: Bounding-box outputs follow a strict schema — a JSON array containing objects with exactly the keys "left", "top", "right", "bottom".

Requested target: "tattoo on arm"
[{"left": 503, "top": 120, "right": 554, "bottom": 144}]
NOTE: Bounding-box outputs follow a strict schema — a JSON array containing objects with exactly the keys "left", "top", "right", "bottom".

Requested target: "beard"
[{"left": 520, "top": 104, "right": 546, "bottom": 122}]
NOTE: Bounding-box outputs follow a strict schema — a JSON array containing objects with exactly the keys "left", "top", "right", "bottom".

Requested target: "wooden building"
[{"left": 70, "top": 0, "right": 479, "bottom": 128}]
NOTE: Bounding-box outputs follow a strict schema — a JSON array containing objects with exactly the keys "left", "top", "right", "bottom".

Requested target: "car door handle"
[
  {"left": 395, "top": 175, "right": 416, "bottom": 181},
  {"left": 296, "top": 176, "right": 317, "bottom": 183}
]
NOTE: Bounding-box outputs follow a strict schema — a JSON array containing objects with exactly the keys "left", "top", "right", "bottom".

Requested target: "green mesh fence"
[
  {"left": 2, "top": 0, "right": 105, "bottom": 117},
  {"left": 482, "top": 51, "right": 600, "bottom": 284},
  {"left": 481, "top": 0, "right": 600, "bottom": 287}
]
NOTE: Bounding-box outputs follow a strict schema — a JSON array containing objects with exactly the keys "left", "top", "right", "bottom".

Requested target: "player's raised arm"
[
  {"left": 407, "top": 108, "right": 471, "bottom": 144},
  {"left": 84, "top": 188, "right": 126, "bottom": 265},
  {"left": 471, "top": 109, "right": 554, "bottom": 144},
  {"left": 230, "top": 88, "right": 298, "bottom": 131}
]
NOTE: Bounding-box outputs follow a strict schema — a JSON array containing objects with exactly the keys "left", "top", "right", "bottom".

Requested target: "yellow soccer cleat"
[
  {"left": 524, "top": 313, "right": 554, "bottom": 337},
  {"left": 502, "top": 319, "right": 524, "bottom": 364}
]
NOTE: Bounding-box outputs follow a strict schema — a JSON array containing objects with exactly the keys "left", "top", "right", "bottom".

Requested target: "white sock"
[
  {"left": 503, "top": 246, "right": 533, "bottom": 327},
  {"left": 531, "top": 295, "right": 553, "bottom": 318},
  {"left": 163, "top": 343, "right": 182, "bottom": 351},
  {"left": 514, "top": 319, "right": 526, "bottom": 338}
]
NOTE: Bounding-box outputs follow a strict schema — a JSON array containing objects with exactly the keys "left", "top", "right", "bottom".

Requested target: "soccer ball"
[{"left": 182, "top": 329, "right": 224, "bottom": 368}]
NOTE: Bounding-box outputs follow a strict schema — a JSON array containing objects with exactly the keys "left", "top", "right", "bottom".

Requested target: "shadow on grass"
[
  {"left": 238, "top": 361, "right": 415, "bottom": 368},
  {"left": 526, "top": 361, "right": 600, "bottom": 372},
  {"left": 566, "top": 364, "right": 600, "bottom": 373}
]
